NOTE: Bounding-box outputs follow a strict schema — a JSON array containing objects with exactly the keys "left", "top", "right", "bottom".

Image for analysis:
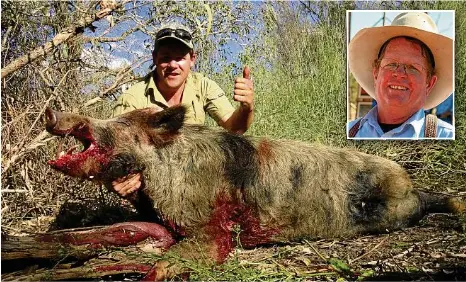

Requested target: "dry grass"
[{"left": 1, "top": 1, "right": 465, "bottom": 281}]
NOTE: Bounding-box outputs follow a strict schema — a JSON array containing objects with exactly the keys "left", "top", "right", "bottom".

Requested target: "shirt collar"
[
  {"left": 360, "top": 106, "right": 383, "bottom": 135},
  {"left": 404, "top": 109, "right": 425, "bottom": 137},
  {"left": 181, "top": 73, "right": 196, "bottom": 107},
  {"left": 144, "top": 72, "right": 195, "bottom": 107},
  {"left": 361, "top": 106, "right": 425, "bottom": 137}
]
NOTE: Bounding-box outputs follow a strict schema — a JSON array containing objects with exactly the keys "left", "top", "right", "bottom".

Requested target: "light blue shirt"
[
  {"left": 435, "top": 94, "right": 453, "bottom": 115},
  {"left": 347, "top": 106, "right": 454, "bottom": 139}
]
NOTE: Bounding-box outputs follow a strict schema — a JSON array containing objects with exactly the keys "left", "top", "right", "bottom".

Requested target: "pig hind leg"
[
  {"left": 347, "top": 170, "right": 422, "bottom": 233},
  {"left": 352, "top": 171, "right": 465, "bottom": 233},
  {"left": 417, "top": 191, "right": 465, "bottom": 215},
  {"left": 381, "top": 190, "right": 465, "bottom": 232}
]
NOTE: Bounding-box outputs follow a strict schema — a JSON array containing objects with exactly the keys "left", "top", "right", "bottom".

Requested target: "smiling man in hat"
[
  {"left": 348, "top": 12, "right": 454, "bottom": 139},
  {"left": 111, "top": 22, "right": 255, "bottom": 196}
]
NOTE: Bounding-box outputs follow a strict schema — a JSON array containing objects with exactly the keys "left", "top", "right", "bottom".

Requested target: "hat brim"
[
  {"left": 155, "top": 35, "right": 194, "bottom": 51},
  {"left": 349, "top": 25, "right": 453, "bottom": 110}
]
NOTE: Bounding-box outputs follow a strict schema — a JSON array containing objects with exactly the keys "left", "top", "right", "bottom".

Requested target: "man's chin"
[
  {"left": 382, "top": 92, "right": 411, "bottom": 106},
  {"left": 163, "top": 80, "right": 183, "bottom": 89},
  {"left": 378, "top": 98, "right": 410, "bottom": 109},
  {"left": 385, "top": 101, "right": 409, "bottom": 108}
]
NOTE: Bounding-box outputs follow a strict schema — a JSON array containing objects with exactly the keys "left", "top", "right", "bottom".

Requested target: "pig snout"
[{"left": 44, "top": 108, "right": 90, "bottom": 135}]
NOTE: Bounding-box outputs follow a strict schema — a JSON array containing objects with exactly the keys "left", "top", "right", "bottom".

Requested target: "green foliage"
[
  {"left": 1, "top": 1, "right": 465, "bottom": 280},
  {"left": 351, "top": 1, "right": 465, "bottom": 192},
  {"left": 329, "top": 258, "right": 351, "bottom": 274},
  {"left": 0, "top": 0, "right": 257, "bottom": 231},
  {"left": 236, "top": 2, "right": 349, "bottom": 146},
  {"left": 139, "top": 247, "right": 339, "bottom": 281},
  {"left": 357, "top": 269, "right": 376, "bottom": 281},
  {"left": 233, "top": 1, "right": 466, "bottom": 194},
  {"left": 149, "top": 1, "right": 255, "bottom": 76}
]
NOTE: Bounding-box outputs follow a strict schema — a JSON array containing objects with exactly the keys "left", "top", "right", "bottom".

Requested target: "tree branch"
[
  {"left": 1, "top": 222, "right": 174, "bottom": 281},
  {"left": 2, "top": 68, "right": 74, "bottom": 174},
  {"left": 1, "top": 258, "right": 154, "bottom": 281},
  {"left": 99, "top": 56, "right": 151, "bottom": 98},
  {"left": 82, "top": 20, "right": 145, "bottom": 43},
  {"left": 1, "top": 26, "right": 13, "bottom": 49},
  {"left": 1, "top": 1, "right": 127, "bottom": 79}
]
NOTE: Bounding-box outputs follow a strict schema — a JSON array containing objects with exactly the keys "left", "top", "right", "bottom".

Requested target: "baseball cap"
[{"left": 154, "top": 22, "right": 194, "bottom": 52}]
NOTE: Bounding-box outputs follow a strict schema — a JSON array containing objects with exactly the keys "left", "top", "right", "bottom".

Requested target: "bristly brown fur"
[{"left": 45, "top": 105, "right": 465, "bottom": 280}]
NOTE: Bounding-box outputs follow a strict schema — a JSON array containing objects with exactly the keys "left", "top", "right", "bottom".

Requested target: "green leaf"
[
  {"left": 357, "top": 269, "right": 375, "bottom": 281},
  {"left": 329, "top": 258, "right": 351, "bottom": 274}
]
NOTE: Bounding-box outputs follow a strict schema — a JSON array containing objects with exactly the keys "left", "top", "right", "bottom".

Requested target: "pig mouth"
[
  {"left": 52, "top": 127, "right": 94, "bottom": 161},
  {"left": 47, "top": 124, "right": 104, "bottom": 177},
  {"left": 45, "top": 108, "right": 110, "bottom": 179}
]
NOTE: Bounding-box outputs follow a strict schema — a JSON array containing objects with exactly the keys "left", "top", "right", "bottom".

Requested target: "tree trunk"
[
  {"left": 1, "top": 222, "right": 176, "bottom": 281},
  {"left": 1, "top": 255, "right": 156, "bottom": 281}
]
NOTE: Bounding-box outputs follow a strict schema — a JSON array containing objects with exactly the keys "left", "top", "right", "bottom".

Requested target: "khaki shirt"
[{"left": 112, "top": 72, "right": 235, "bottom": 124}]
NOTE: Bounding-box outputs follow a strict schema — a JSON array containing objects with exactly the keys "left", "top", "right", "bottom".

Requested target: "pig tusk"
[{"left": 56, "top": 140, "right": 64, "bottom": 159}]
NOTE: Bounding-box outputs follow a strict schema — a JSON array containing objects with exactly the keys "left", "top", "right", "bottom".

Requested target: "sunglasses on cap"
[{"left": 156, "top": 28, "right": 192, "bottom": 41}]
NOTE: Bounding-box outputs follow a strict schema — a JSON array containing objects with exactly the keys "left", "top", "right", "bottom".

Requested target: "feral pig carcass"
[{"left": 45, "top": 105, "right": 464, "bottom": 279}]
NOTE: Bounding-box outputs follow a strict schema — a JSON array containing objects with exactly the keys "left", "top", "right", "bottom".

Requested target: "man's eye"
[
  {"left": 407, "top": 65, "right": 420, "bottom": 73},
  {"left": 382, "top": 62, "right": 397, "bottom": 69}
]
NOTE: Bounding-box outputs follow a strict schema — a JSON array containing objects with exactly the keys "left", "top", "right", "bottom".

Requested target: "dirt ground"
[
  {"left": 231, "top": 213, "right": 466, "bottom": 281},
  {"left": 2, "top": 196, "right": 465, "bottom": 281}
]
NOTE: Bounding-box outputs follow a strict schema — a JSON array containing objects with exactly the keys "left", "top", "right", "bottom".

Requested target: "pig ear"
[{"left": 149, "top": 105, "right": 186, "bottom": 132}]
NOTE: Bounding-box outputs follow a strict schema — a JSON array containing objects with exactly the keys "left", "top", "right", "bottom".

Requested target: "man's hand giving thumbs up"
[{"left": 233, "top": 65, "right": 254, "bottom": 111}]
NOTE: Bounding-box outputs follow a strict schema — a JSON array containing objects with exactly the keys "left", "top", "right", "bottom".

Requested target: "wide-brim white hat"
[{"left": 349, "top": 12, "right": 453, "bottom": 110}]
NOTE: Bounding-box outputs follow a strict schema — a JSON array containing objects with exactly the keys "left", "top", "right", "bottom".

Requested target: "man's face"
[
  {"left": 153, "top": 40, "right": 195, "bottom": 90},
  {"left": 373, "top": 37, "right": 437, "bottom": 115}
]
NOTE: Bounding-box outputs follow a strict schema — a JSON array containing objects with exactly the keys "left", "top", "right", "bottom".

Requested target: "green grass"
[
  {"left": 2, "top": 1, "right": 465, "bottom": 281},
  {"left": 209, "top": 1, "right": 466, "bottom": 195},
  {"left": 197, "top": 2, "right": 466, "bottom": 279},
  {"left": 136, "top": 247, "right": 341, "bottom": 281}
]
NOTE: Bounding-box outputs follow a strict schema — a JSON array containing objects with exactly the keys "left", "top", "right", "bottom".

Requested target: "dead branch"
[
  {"left": 1, "top": 256, "right": 154, "bottom": 281},
  {"left": 99, "top": 57, "right": 151, "bottom": 98},
  {"left": 2, "top": 232, "right": 100, "bottom": 261},
  {"left": 82, "top": 24, "right": 144, "bottom": 43},
  {"left": 1, "top": 1, "right": 128, "bottom": 79},
  {"left": 1, "top": 68, "right": 74, "bottom": 175},
  {"left": 81, "top": 56, "right": 151, "bottom": 107},
  {"left": 2, "top": 222, "right": 174, "bottom": 261},
  {"left": 1, "top": 222, "right": 175, "bottom": 280},
  {"left": 2, "top": 26, "right": 13, "bottom": 49},
  {"left": 1, "top": 130, "right": 56, "bottom": 175},
  {"left": 349, "top": 235, "right": 390, "bottom": 264},
  {"left": 304, "top": 240, "right": 328, "bottom": 262}
]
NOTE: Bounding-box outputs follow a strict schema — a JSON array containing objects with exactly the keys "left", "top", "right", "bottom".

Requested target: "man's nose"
[
  {"left": 393, "top": 64, "right": 408, "bottom": 76},
  {"left": 168, "top": 59, "right": 178, "bottom": 68}
]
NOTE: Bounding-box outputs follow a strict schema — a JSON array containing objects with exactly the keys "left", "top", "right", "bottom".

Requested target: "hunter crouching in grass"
[{"left": 111, "top": 22, "right": 255, "bottom": 196}]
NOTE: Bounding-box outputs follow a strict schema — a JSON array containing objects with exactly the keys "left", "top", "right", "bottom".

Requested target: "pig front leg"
[
  {"left": 141, "top": 234, "right": 223, "bottom": 281},
  {"left": 141, "top": 191, "right": 282, "bottom": 281}
]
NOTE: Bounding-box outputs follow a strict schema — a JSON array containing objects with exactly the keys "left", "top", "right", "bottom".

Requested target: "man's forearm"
[{"left": 222, "top": 106, "right": 254, "bottom": 135}]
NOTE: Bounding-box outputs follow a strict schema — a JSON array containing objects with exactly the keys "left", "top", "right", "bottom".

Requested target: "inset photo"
[{"left": 347, "top": 10, "right": 454, "bottom": 139}]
